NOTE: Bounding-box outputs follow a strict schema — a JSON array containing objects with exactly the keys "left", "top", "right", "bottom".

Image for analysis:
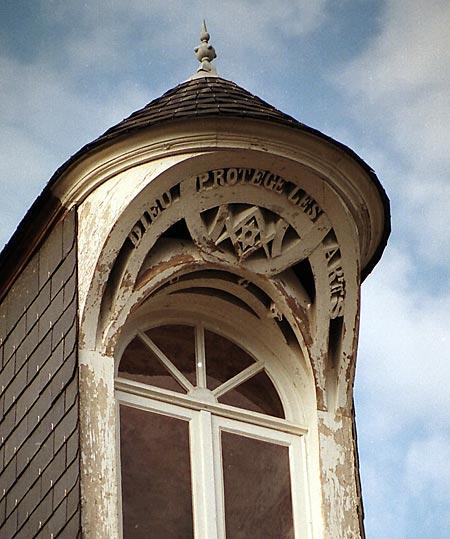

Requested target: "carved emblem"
[
  {"left": 203, "top": 205, "right": 292, "bottom": 261},
  {"left": 219, "top": 207, "right": 274, "bottom": 259}
]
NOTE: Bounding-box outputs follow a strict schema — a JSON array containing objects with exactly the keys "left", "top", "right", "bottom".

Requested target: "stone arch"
[{"left": 79, "top": 149, "right": 360, "bottom": 412}]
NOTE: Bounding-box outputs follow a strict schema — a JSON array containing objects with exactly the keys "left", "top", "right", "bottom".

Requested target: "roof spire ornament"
[{"left": 192, "top": 20, "right": 218, "bottom": 78}]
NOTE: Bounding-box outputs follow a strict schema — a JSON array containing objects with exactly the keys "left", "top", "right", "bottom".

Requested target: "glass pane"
[
  {"left": 205, "top": 330, "right": 255, "bottom": 390},
  {"left": 219, "top": 370, "right": 285, "bottom": 418},
  {"left": 146, "top": 325, "right": 196, "bottom": 387},
  {"left": 221, "top": 431, "right": 294, "bottom": 539},
  {"left": 120, "top": 405, "right": 194, "bottom": 538},
  {"left": 118, "top": 336, "right": 185, "bottom": 393}
]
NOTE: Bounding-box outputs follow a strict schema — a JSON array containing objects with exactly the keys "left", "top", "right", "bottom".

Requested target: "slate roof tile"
[{"left": 95, "top": 77, "right": 303, "bottom": 143}]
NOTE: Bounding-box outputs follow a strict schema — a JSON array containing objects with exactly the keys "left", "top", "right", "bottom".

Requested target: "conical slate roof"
[{"left": 95, "top": 76, "right": 306, "bottom": 144}]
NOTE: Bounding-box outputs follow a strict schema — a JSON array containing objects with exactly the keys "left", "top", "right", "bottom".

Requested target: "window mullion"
[
  {"left": 212, "top": 417, "right": 226, "bottom": 538},
  {"left": 195, "top": 324, "right": 207, "bottom": 388},
  {"left": 136, "top": 329, "right": 194, "bottom": 392},
  {"left": 212, "top": 361, "right": 264, "bottom": 398},
  {"left": 190, "top": 410, "right": 219, "bottom": 539},
  {"left": 290, "top": 436, "right": 313, "bottom": 539}
]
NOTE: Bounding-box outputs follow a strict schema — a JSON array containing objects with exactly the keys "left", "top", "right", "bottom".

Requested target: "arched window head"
[
  {"left": 118, "top": 324, "right": 285, "bottom": 418},
  {"left": 115, "top": 307, "right": 311, "bottom": 538}
]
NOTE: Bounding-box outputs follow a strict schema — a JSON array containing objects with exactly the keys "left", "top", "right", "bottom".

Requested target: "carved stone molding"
[{"left": 124, "top": 167, "right": 346, "bottom": 319}]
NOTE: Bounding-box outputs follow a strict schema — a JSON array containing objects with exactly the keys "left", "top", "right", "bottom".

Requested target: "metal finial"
[{"left": 193, "top": 20, "right": 218, "bottom": 77}]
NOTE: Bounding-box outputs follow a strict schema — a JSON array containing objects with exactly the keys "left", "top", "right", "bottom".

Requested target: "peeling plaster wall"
[
  {"left": 77, "top": 153, "right": 199, "bottom": 537},
  {"left": 76, "top": 134, "right": 371, "bottom": 538},
  {"left": 78, "top": 351, "right": 118, "bottom": 539},
  {"left": 77, "top": 153, "right": 200, "bottom": 322},
  {"left": 0, "top": 209, "right": 81, "bottom": 538},
  {"left": 318, "top": 410, "right": 363, "bottom": 538}
]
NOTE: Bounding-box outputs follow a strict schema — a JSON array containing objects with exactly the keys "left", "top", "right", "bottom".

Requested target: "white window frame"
[
  {"left": 116, "top": 389, "right": 312, "bottom": 539},
  {"left": 115, "top": 322, "right": 313, "bottom": 539}
]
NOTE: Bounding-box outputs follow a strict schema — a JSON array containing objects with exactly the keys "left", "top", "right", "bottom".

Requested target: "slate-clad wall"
[{"left": 0, "top": 209, "right": 80, "bottom": 538}]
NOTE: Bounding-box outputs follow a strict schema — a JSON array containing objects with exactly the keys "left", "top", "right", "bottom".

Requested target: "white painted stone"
[{"left": 70, "top": 114, "right": 386, "bottom": 537}]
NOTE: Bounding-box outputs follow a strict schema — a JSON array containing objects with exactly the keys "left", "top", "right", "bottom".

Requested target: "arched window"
[{"left": 115, "top": 322, "right": 311, "bottom": 538}]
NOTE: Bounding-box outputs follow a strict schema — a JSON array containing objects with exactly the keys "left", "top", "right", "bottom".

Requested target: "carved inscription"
[
  {"left": 128, "top": 186, "right": 180, "bottom": 247},
  {"left": 195, "top": 168, "right": 324, "bottom": 222},
  {"left": 322, "top": 234, "right": 345, "bottom": 318},
  {"left": 124, "top": 168, "right": 346, "bottom": 317}
]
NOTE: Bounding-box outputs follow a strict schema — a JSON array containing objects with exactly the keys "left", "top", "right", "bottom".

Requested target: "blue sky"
[{"left": 1, "top": 1, "right": 449, "bottom": 536}]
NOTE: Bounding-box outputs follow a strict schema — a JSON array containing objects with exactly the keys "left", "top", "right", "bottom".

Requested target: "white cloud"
[
  {"left": 0, "top": 124, "right": 57, "bottom": 243},
  {"left": 341, "top": 0, "right": 450, "bottom": 430},
  {"left": 332, "top": 0, "right": 450, "bottom": 268},
  {"left": 406, "top": 434, "right": 450, "bottom": 499},
  {"left": 360, "top": 460, "right": 408, "bottom": 539},
  {"left": 403, "top": 173, "right": 450, "bottom": 266},
  {"left": 358, "top": 246, "right": 450, "bottom": 431},
  {"left": 342, "top": 0, "right": 449, "bottom": 100},
  {"left": 40, "top": 0, "right": 328, "bottom": 71},
  {"left": 356, "top": 244, "right": 450, "bottom": 535},
  {"left": 330, "top": 4, "right": 450, "bottom": 534},
  {"left": 0, "top": 52, "right": 150, "bottom": 247},
  {"left": 359, "top": 431, "right": 450, "bottom": 538}
]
